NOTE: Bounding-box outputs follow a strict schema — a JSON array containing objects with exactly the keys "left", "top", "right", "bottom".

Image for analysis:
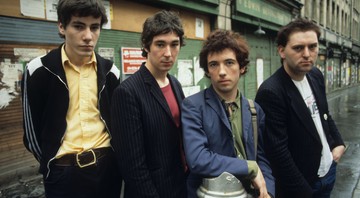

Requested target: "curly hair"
[{"left": 199, "top": 29, "right": 250, "bottom": 77}]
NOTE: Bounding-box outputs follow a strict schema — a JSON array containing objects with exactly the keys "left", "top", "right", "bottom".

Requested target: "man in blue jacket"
[
  {"left": 181, "top": 29, "right": 275, "bottom": 198},
  {"left": 21, "top": 0, "right": 121, "bottom": 197}
]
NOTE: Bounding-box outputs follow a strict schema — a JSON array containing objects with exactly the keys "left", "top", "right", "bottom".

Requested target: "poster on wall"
[
  {"left": 182, "top": 86, "right": 200, "bottom": 97},
  {"left": 46, "top": 0, "right": 59, "bottom": 21},
  {"left": 177, "top": 59, "right": 193, "bottom": 86},
  {"left": 195, "top": 18, "right": 204, "bottom": 38},
  {"left": 102, "top": 0, "right": 112, "bottom": 29},
  {"left": 14, "top": 48, "right": 47, "bottom": 62},
  {"left": 20, "top": 0, "right": 45, "bottom": 19},
  {"left": 98, "top": 47, "right": 114, "bottom": 62},
  {"left": 0, "top": 48, "right": 48, "bottom": 109},
  {"left": 256, "top": 58, "right": 264, "bottom": 88},
  {"left": 327, "top": 65, "right": 333, "bottom": 88},
  {"left": 121, "top": 47, "right": 146, "bottom": 74},
  {"left": 0, "top": 62, "right": 23, "bottom": 109}
]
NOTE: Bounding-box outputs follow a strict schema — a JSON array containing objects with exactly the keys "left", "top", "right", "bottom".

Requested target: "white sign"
[
  {"left": 14, "top": 48, "right": 47, "bottom": 62},
  {"left": 182, "top": 86, "right": 200, "bottom": 97},
  {"left": 102, "top": 0, "right": 112, "bottom": 29},
  {"left": 46, "top": 0, "right": 59, "bottom": 21},
  {"left": 20, "top": 0, "right": 45, "bottom": 19},
  {"left": 177, "top": 59, "right": 193, "bottom": 86},
  {"left": 195, "top": 18, "right": 204, "bottom": 38},
  {"left": 98, "top": 47, "right": 114, "bottom": 61},
  {"left": 256, "top": 58, "right": 264, "bottom": 88}
]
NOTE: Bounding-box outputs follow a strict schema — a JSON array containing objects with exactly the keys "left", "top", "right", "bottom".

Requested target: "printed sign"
[{"left": 121, "top": 47, "right": 146, "bottom": 74}]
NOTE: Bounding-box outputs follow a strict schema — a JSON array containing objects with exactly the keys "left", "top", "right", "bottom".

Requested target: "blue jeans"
[{"left": 312, "top": 161, "right": 337, "bottom": 198}]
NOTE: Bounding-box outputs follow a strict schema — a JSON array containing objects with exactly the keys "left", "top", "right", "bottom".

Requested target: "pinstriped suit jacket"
[
  {"left": 255, "top": 66, "right": 344, "bottom": 198},
  {"left": 111, "top": 64, "right": 187, "bottom": 198}
]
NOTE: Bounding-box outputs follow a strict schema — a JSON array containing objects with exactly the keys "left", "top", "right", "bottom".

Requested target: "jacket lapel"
[
  {"left": 95, "top": 53, "right": 111, "bottom": 93},
  {"left": 140, "top": 65, "right": 177, "bottom": 124},
  {"left": 205, "top": 87, "right": 232, "bottom": 132},
  {"left": 41, "top": 44, "right": 67, "bottom": 87},
  {"left": 280, "top": 67, "right": 321, "bottom": 142}
]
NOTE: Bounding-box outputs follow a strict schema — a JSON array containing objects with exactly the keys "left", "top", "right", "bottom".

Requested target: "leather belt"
[{"left": 53, "top": 147, "right": 111, "bottom": 168}]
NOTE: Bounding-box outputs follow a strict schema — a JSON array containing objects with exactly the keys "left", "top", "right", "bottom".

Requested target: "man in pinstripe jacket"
[{"left": 111, "top": 10, "right": 187, "bottom": 197}]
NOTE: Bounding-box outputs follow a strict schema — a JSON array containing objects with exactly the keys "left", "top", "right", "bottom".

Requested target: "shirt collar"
[
  {"left": 61, "top": 45, "right": 97, "bottom": 71},
  {"left": 219, "top": 90, "right": 240, "bottom": 104},
  {"left": 218, "top": 89, "right": 241, "bottom": 110}
]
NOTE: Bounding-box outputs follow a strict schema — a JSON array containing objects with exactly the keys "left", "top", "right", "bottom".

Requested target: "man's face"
[
  {"left": 58, "top": 15, "right": 101, "bottom": 65},
  {"left": 278, "top": 31, "right": 319, "bottom": 80},
  {"left": 207, "top": 48, "right": 244, "bottom": 98},
  {"left": 145, "top": 31, "right": 180, "bottom": 75}
]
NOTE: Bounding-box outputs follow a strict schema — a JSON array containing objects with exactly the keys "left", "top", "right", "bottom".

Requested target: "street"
[
  {"left": 0, "top": 85, "right": 360, "bottom": 198},
  {"left": 329, "top": 85, "right": 360, "bottom": 198}
]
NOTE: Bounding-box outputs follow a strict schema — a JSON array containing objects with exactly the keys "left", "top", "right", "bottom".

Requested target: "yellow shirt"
[{"left": 56, "top": 46, "right": 111, "bottom": 158}]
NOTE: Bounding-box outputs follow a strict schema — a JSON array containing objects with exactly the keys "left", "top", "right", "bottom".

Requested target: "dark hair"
[
  {"left": 141, "top": 10, "right": 185, "bottom": 57},
  {"left": 57, "top": 0, "right": 108, "bottom": 38},
  {"left": 199, "top": 29, "right": 250, "bottom": 76},
  {"left": 276, "top": 18, "right": 321, "bottom": 48}
]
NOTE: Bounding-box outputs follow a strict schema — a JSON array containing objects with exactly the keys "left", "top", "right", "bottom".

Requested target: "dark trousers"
[
  {"left": 43, "top": 150, "right": 122, "bottom": 198},
  {"left": 312, "top": 161, "right": 337, "bottom": 198}
]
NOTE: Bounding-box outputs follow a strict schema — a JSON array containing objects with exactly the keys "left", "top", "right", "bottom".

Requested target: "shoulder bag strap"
[{"left": 248, "top": 99, "right": 258, "bottom": 154}]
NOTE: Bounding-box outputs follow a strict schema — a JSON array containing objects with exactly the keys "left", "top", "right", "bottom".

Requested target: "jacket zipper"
[
  {"left": 98, "top": 70, "right": 114, "bottom": 151},
  {"left": 43, "top": 66, "right": 69, "bottom": 179}
]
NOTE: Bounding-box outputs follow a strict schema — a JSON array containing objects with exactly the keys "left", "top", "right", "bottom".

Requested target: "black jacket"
[
  {"left": 22, "top": 44, "right": 120, "bottom": 177},
  {"left": 111, "top": 64, "right": 187, "bottom": 197},
  {"left": 255, "top": 66, "right": 344, "bottom": 198}
]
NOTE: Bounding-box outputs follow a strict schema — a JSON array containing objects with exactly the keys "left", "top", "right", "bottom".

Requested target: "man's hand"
[
  {"left": 251, "top": 166, "right": 271, "bottom": 198},
  {"left": 332, "top": 145, "right": 345, "bottom": 163}
]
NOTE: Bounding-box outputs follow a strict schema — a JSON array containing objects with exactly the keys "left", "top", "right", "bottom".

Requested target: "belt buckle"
[{"left": 76, "top": 149, "right": 96, "bottom": 168}]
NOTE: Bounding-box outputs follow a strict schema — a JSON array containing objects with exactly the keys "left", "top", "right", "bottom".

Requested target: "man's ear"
[
  {"left": 278, "top": 46, "right": 286, "bottom": 59},
  {"left": 240, "top": 67, "right": 245, "bottom": 74},
  {"left": 143, "top": 46, "right": 149, "bottom": 53},
  {"left": 58, "top": 22, "right": 65, "bottom": 36}
]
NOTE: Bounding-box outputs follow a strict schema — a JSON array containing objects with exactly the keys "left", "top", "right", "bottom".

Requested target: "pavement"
[
  {"left": 0, "top": 85, "right": 359, "bottom": 198},
  {"left": 0, "top": 174, "right": 44, "bottom": 198},
  {"left": 327, "top": 85, "right": 360, "bottom": 198}
]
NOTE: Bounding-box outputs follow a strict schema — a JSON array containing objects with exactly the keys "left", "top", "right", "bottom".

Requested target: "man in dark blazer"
[
  {"left": 110, "top": 10, "right": 187, "bottom": 197},
  {"left": 255, "top": 18, "right": 345, "bottom": 198}
]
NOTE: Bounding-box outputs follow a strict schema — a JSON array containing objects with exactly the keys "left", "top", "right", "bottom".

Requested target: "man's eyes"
[
  {"left": 91, "top": 26, "right": 100, "bottom": 31},
  {"left": 309, "top": 44, "right": 317, "bottom": 50},
  {"left": 73, "top": 25, "right": 84, "bottom": 30},
  {"left": 292, "top": 45, "right": 317, "bottom": 52},
  {"left": 293, "top": 46, "right": 304, "bottom": 51},
  {"left": 225, "top": 61, "right": 235, "bottom": 65},
  {"left": 155, "top": 43, "right": 179, "bottom": 48},
  {"left": 72, "top": 25, "right": 100, "bottom": 31},
  {"left": 208, "top": 63, "right": 217, "bottom": 68}
]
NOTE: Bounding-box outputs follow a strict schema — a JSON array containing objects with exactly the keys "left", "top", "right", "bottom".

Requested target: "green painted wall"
[
  {"left": 96, "top": 29, "right": 208, "bottom": 87},
  {"left": 96, "top": 29, "right": 142, "bottom": 74},
  {"left": 232, "top": 26, "right": 281, "bottom": 99}
]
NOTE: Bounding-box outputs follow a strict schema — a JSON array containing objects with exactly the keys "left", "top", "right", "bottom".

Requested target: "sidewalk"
[
  {"left": 1, "top": 86, "right": 359, "bottom": 198},
  {"left": 328, "top": 85, "right": 360, "bottom": 198},
  {"left": 0, "top": 174, "right": 44, "bottom": 198}
]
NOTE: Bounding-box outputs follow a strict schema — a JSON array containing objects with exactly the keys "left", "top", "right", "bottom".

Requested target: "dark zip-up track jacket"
[{"left": 22, "top": 44, "right": 120, "bottom": 177}]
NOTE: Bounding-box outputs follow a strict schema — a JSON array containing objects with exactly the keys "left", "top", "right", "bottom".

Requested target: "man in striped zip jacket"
[{"left": 21, "top": 0, "right": 122, "bottom": 197}]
